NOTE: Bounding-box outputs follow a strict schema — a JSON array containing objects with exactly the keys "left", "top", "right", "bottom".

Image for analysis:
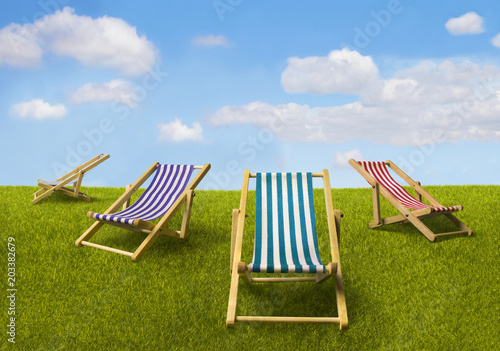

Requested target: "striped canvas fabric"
[
  {"left": 248, "top": 172, "right": 326, "bottom": 274},
  {"left": 358, "top": 161, "right": 460, "bottom": 213},
  {"left": 39, "top": 179, "right": 77, "bottom": 186},
  {"left": 92, "top": 164, "right": 194, "bottom": 225}
]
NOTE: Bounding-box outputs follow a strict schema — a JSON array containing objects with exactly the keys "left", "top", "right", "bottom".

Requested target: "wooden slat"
[
  {"left": 80, "top": 241, "right": 133, "bottom": 257},
  {"left": 236, "top": 316, "right": 341, "bottom": 324},
  {"left": 251, "top": 277, "right": 317, "bottom": 283},
  {"left": 434, "top": 230, "right": 470, "bottom": 237}
]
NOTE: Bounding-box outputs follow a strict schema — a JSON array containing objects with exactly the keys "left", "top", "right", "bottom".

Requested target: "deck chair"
[
  {"left": 75, "top": 162, "right": 211, "bottom": 262},
  {"left": 32, "top": 153, "right": 110, "bottom": 204},
  {"left": 227, "top": 170, "right": 348, "bottom": 329},
  {"left": 349, "top": 159, "right": 472, "bottom": 241}
]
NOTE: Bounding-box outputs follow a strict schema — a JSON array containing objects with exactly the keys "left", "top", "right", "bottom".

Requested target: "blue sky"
[{"left": 1, "top": 0, "right": 499, "bottom": 190}]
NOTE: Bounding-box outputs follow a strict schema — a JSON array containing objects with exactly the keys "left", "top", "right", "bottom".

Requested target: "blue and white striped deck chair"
[
  {"left": 76, "top": 162, "right": 211, "bottom": 262},
  {"left": 227, "top": 169, "right": 348, "bottom": 329}
]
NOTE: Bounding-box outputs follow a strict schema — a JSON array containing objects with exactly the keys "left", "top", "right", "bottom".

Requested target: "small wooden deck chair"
[
  {"left": 75, "top": 163, "right": 211, "bottom": 262},
  {"left": 32, "top": 153, "right": 110, "bottom": 204},
  {"left": 349, "top": 159, "right": 472, "bottom": 241},
  {"left": 227, "top": 170, "right": 348, "bottom": 329}
]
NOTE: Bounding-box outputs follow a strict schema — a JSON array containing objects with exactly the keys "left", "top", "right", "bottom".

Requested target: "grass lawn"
[{"left": 1, "top": 185, "right": 499, "bottom": 350}]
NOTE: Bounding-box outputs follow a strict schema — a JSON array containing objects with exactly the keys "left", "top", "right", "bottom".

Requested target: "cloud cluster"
[
  {"left": 210, "top": 49, "right": 500, "bottom": 145},
  {"left": 158, "top": 118, "right": 205, "bottom": 143},
  {"left": 491, "top": 34, "right": 500, "bottom": 48},
  {"left": 282, "top": 48, "right": 379, "bottom": 94},
  {"left": 445, "top": 12, "right": 484, "bottom": 35},
  {"left": 334, "top": 148, "right": 365, "bottom": 167},
  {"left": 192, "top": 35, "right": 231, "bottom": 47},
  {"left": 0, "top": 23, "right": 43, "bottom": 67},
  {"left": 70, "top": 79, "right": 136, "bottom": 107},
  {"left": 11, "top": 99, "right": 66, "bottom": 120},
  {"left": 0, "top": 7, "right": 157, "bottom": 75}
]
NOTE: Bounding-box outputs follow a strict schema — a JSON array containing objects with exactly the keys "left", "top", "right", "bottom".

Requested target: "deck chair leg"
[
  {"left": 73, "top": 173, "right": 84, "bottom": 197},
  {"left": 131, "top": 228, "right": 163, "bottom": 262},
  {"left": 404, "top": 213, "right": 437, "bottom": 241},
  {"left": 32, "top": 189, "right": 55, "bottom": 204},
  {"left": 33, "top": 187, "right": 47, "bottom": 197},
  {"left": 444, "top": 213, "right": 473, "bottom": 235},
  {"left": 179, "top": 190, "right": 194, "bottom": 239},
  {"left": 334, "top": 268, "right": 348, "bottom": 329},
  {"left": 227, "top": 267, "right": 241, "bottom": 327},
  {"left": 329, "top": 209, "right": 348, "bottom": 329},
  {"left": 75, "top": 221, "right": 105, "bottom": 247},
  {"left": 371, "top": 183, "right": 382, "bottom": 226}
]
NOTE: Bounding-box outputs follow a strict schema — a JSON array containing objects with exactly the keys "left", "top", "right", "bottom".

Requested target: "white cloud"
[
  {"left": 210, "top": 54, "right": 500, "bottom": 145},
  {"left": 158, "top": 118, "right": 205, "bottom": 142},
  {"left": 334, "top": 149, "right": 364, "bottom": 167},
  {"left": 365, "top": 60, "right": 493, "bottom": 105},
  {"left": 11, "top": 99, "right": 66, "bottom": 120},
  {"left": 0, "top": 7, "right": 157, "bottom": 75},
  {"left": 281, "top": 48, "right": 379, "bottom": 94},
  {"left": 192, "top": 34, "right": 230, "bottom": 47},
  {"left": 445, "top": 12, "right": 484, "bottom": 35},
  {"left": 491, "top": 33, "right": 500, "bottom": 48},
  {"left": 0, "top": 23, "right": 42, "bottom": 67},
  {"left": 70, "top": 79, "right": 136, "bottom": 107}
]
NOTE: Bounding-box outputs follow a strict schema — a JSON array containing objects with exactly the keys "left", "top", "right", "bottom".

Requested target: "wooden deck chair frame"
[
  {"left": 349, "top": 159, "right": 472, "bottom": 241},
  {"left": 75, "top": 162, "right": 211, "bottom": 262},
  {"left": 32, "top": 153, "right": 110, "bottom": 204},
  {"left": 226, "top": 169, "right": 348, "bottom": 329}
]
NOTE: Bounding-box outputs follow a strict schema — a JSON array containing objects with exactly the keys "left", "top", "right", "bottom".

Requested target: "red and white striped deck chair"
[
  {"left": 32, "top": 153, "right": 110, "bottom": 204},
  {"left": 76, "top": 162, "right": 211, "bottom": 262},
  {"left": 349, "top": 159, "right": 472, "bottom": 241},
  {"left": 227, "top": 169, "right": 348, "bottom": 329}
]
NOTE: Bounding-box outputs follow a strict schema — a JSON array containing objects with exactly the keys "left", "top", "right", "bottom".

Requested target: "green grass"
[{"left": 1, "top": 185, "right": 499, "bottom": 350}]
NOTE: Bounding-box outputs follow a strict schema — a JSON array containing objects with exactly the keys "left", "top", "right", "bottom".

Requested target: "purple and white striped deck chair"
[
  {"left": 227, "top": 169, "right": 348, "bottom": 329},
  {"left": 349, "top": 159, "right": 472, "bottom": 241},
  {"left": 76, "top": 162, "right": 211, "bottom": 262}
]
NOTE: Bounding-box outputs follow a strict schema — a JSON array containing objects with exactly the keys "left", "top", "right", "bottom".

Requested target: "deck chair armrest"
[
  {"left": 413, "top": 181, "right": 423, "bottom": 202},
  {"left": 411, "top": 182, "right": 444, "bottom": 207},
  {"left": 331, "top": 209, "right": 342, "bottom": 247}
]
